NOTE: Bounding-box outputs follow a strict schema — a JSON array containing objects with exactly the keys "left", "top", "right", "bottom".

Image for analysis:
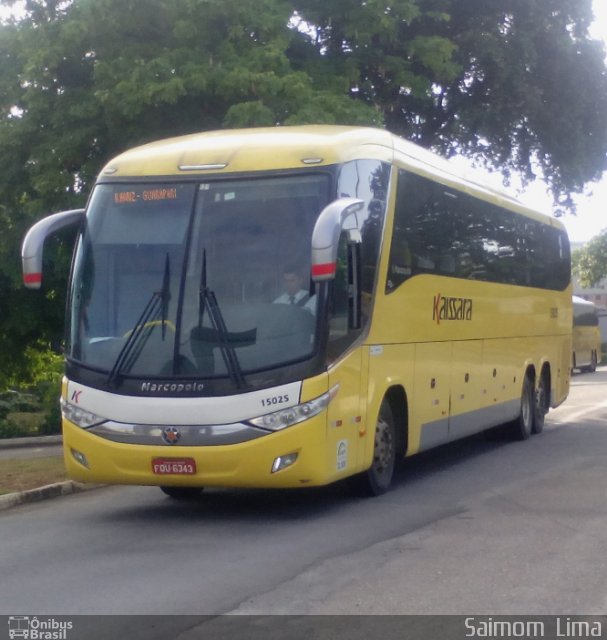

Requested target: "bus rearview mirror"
[
  {"left": 310, "top": 198, "right": 364, "bottom": 282},
  {"left": 21, "top": 209, "right": 85, "bottom": 289}
]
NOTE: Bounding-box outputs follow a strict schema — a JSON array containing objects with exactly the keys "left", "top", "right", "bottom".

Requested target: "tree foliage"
[
  {"left": 1, "top": 0, "right": 606, "bottom": 382},
  {"left": 290, "top": 0, "right": 607, "bottom": 208},
  {"left": 572, "top": 230, "right": 607, "bottom": 287}
]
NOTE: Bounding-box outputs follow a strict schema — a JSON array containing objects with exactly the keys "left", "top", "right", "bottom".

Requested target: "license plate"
[{"left": 152, "top": 458, "right": 197, "bottom": 475}]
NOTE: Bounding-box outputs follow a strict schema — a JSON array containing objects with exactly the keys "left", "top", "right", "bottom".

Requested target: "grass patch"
[{"left": 0, "top": 456, "right": 66, "bottom": 495}]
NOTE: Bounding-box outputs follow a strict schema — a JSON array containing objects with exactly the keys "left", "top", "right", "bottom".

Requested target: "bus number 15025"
[{"left": 261, "top": 395, "right": 289, "bottom": 408}]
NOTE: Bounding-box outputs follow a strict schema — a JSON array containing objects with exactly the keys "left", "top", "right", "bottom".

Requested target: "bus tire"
[
  {"left": 590, "top": 351, "right": 597, "bottom": 373},
  {"left": 509, "top": 375, "right": 534, "bottom": 441},
  {"left": 348, "top": 400, "right": 396, "bottom": 496},
  {"left": 160, "top": 486, "right": 203, "bottom": 499},
  {"left": 580, "top": 351, "right": 597, "bottom": 373},
  {"left": 532, "top": 373, "right": 548, "bottom": 434}
]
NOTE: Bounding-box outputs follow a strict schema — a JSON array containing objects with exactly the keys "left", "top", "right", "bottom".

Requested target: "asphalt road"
[{"left": 1, "top": 368, "right": 606, "bottom": 632}]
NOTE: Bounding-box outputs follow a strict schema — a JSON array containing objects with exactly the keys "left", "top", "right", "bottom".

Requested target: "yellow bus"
[
  {"left": 22, "top": 126, "right": 572, "bottom": 497},
  {"left": 572, "top": 296, "right": 601, "bottom": 373}
]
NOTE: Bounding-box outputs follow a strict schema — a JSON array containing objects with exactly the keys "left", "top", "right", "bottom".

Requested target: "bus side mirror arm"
[
  {"left": 310, "top": 198, "right": 364, "bottom": 282},
  {"left": 21, "top": 209, "right": 85, "bottom": 289}
]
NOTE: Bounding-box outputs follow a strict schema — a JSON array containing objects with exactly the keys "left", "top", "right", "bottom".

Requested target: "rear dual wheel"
[
  {"left": 510, "top": 374, "right": 547, "bottom": 440},
  {"left": 509, "top": 375, "right": 534, "bottom": 440},
  {"left": 532, "top": 374, "right": 548, "bottom": 434}
]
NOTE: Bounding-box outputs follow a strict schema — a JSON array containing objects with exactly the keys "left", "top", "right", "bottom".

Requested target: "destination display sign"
[{"left": 114, "top": 187, "right": 179, "bottom": 205}]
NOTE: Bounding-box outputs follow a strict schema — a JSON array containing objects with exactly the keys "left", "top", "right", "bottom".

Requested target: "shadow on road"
[{"left": 94, "top": 427, "right": 528, "bottom": 526}]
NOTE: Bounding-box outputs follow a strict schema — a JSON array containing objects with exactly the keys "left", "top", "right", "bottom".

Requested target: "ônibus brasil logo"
[
  {"left": 433, "top": 293, "right": 473, "bottom": 325},
  {"left": 8, "top": 616, "right": 73, "bottom": 640}
]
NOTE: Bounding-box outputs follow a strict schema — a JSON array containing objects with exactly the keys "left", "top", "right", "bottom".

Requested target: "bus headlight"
[
  {"left": 248, "top": 385, "right": 339, "bottom": 431},
  {"left": 61, "top": 399, "right": 105, "bottom": 429}
]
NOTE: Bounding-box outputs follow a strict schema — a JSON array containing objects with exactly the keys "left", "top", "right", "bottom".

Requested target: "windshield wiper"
[
  {"left": 195, "top": 249, "right": 252, "bottom": 389},
  {"left": 107, "top": 254, "right": 171, "bottom": 387}
]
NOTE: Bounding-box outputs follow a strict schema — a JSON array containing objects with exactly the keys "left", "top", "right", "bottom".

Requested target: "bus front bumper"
[{"left": 62, "top": 416, "right": 333, "bottom": 489}]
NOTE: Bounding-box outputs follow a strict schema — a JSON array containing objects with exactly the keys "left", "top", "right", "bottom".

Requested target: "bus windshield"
[{"left": 67, "top": 175, "right": 329, "bottom": 384}]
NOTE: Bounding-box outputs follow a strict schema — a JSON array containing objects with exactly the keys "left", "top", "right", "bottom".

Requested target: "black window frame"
[{"left": 386, "top": 169, "right": 571, "bottom": 293}]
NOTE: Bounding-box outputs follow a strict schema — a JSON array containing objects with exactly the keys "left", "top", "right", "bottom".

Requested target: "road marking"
[{"left": 550, "top": 398, "right": 607, "bottom": 424}]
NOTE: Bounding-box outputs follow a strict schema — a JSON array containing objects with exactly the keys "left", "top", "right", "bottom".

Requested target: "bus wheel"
[
  {"left": 509, "top": 375, "right": 534, "bottom": 441},
  {"left": 590, "top": 351, "right": 597, "bottom": 373},
  {"left": 349, "top": 401, "right": 396, "bottom": 496},
  {"left": 160, "top": 486, "right": 203, "bottom": 499},
  {"left": 532, "top": 374, "right": 548, "bottom": 434}
]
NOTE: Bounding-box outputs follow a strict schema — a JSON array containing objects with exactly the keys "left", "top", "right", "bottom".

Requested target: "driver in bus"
[{"left": 273, "top": 263, "right": 316, "bottom": 315}]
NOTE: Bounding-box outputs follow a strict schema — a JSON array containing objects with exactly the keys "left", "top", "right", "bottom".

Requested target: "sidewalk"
[{"left": 0, "top": 435, "right": 101, "bottom": 512}]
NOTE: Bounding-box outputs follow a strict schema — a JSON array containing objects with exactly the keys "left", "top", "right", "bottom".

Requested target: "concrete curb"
[
  {"left": 0, "top": 435, "right": 62, "bottom": 449},
  {"left": 0, "top": 436, "right": 105, "bottom": 512},
  {"left": 0, "top": 480, "right": 103, "bottom": 512}
]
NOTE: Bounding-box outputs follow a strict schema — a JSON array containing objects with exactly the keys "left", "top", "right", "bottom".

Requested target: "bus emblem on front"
[{"left": 162, "top": 427, "right": 181, "bottom": 445}]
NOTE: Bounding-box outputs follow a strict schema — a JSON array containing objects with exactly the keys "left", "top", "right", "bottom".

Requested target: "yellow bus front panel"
[{"left": 63, "top": 410, "right": 333, "bottom": 489}]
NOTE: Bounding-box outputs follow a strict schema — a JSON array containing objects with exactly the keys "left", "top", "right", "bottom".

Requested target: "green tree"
[
  {"left": 290, "top": 0, "right": 607, "bottom": 210},
  {"left": 572, "top": 230, "right": 607, "bottom": 287}
]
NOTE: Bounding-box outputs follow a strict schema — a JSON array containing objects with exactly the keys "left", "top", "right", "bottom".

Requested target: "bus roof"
[
  {"left": 100, "top": 126, "right": 393, "bottom": 177},
  {"left": 99, "top": 125, "right": 562, "bottom": 228}
]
